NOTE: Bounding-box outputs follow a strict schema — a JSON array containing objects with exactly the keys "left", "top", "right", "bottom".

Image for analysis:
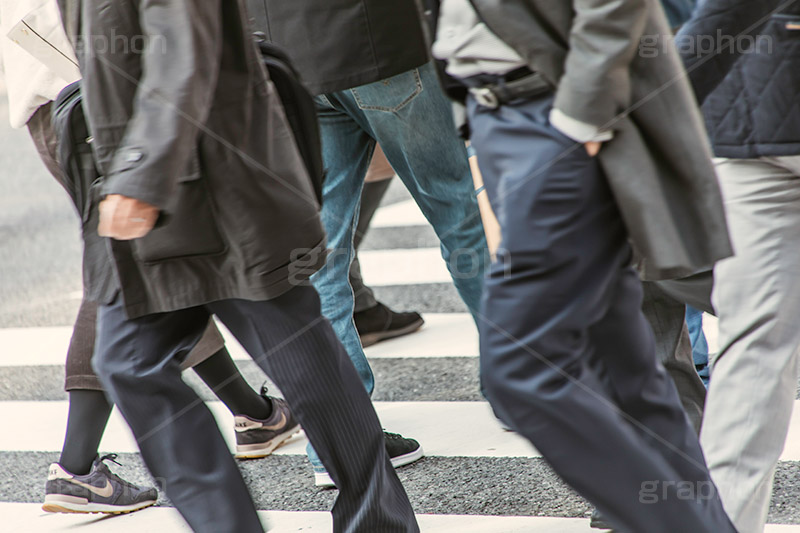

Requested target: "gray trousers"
[
  {"left": 701, "top": 155, "right": 800, "bottom": 533},
  {"left": 642, "top": 280, "right": 707, "bottom": 433},
  {"left": 93, "top": 285, "right": 418, "bottom": 533}
]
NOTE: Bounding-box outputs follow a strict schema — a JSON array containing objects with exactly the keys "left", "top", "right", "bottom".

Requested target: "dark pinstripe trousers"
[{"left": 93, "top": 284, "right": 418, "bottom": 533}]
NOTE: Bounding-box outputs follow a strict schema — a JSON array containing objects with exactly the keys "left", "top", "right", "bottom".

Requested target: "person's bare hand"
[
  {"left": 585, "top": 141, "right": 602, "bottom": 157},
  {"left": 98, "top": 194, "right": 159, "bottom": 240}
]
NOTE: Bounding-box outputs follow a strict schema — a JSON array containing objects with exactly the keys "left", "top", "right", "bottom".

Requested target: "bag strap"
[{"left": 57, "top": 0, "right": 81, "bottom": 52}]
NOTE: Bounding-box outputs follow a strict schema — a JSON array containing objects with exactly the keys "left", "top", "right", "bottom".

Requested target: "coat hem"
[{"left": 120, "top": 242, "right": 329, "bottom": 319}]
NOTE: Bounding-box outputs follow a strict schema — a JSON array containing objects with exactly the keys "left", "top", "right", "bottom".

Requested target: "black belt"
[{"left": 464, "top": 67, "right": 552, "bottom": 109}]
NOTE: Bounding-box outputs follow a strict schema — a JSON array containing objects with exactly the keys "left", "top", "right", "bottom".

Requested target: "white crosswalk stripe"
[
  {"left": 0, "top": 312, "right": 710, "bottom": 364},
  {"left": 0, "top": 313, "right": 479, "bottom": 366},
  {"left": 1, "top": 196, "right": 797, "bottom": 532},
  {"left": 6, "top": 396, "right": 800, "bottom": 461},
  {"left": 370, "top": 199, "right": 428, "bottom": 228},
  {"left": 1, "top": 503, "right": 598, "bottom": 533},
  {"left": 0, "top": 400, "right": 537, "bottom": 458},
  {"left": 359, "top": 248, "right": 453, "bottom": 286},
  {"left": 6, "top": 502, "right": 798, "bottom": 533}
]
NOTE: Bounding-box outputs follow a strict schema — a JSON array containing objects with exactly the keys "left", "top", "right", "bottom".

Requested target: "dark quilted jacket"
[{"left": 678, "top": 0, "right": 800, "bottom": 158}]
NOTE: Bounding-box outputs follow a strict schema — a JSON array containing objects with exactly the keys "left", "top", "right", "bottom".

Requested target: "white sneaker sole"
[
  {"left": 42, "top": 494, "right": 156, "bottom": 515},
  {"left": 314, "top": 445, "right": 425, "bottom": 488},
  {"left": 235, "top": 425, "right": 301, "bottom": 459}
]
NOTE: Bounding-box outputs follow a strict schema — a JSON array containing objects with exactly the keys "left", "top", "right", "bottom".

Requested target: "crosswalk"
[{"left": 2, "top": 185, "right": 800, "bottom": 532}]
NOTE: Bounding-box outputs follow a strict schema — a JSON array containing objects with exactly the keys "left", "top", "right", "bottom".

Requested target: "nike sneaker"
[
  {"left": 314, "top": 430, "right": 424, "bottom": 488},
  {"left": 234, "top": 386, "right": 300, "bottom": 459},
  {"left": 43, "top": 454, "right": 157, "bottom": 514}
]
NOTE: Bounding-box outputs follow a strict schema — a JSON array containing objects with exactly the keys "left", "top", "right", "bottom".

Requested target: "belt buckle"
[{"left": 471, "top": 87, "right": 500, "bottom": 109}]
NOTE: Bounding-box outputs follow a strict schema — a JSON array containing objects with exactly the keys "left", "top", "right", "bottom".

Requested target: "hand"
[
  {"left": 584, "top": 141, "right": 602, "bottom": 157},
  {"left": 98, "top": 194, "right": 159, "bottom": 240}
]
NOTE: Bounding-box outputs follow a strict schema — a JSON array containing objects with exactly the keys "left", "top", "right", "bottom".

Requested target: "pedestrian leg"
[
  {"left": 93, "top": 300, "right": 262, "bottom": 533},
  {"left": 210, "top": 286, "right": 419, "bottom": 533},
  {"left": 641, "top": 281, "right": 707, "bottom": 432},
  {"left": 469, "top": 94, "right": 734, "bottom": 533},
  {"left": 702, "top": 156, "right": 800, "bottom": 533}
]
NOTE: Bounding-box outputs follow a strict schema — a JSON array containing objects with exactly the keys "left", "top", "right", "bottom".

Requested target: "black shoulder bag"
[{"left": 257, "top": 40, "right": 325, "bottom": 205}]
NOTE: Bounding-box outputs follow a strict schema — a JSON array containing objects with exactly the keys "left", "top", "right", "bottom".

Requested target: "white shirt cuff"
[{"left": 549, "top": 108, "right": 614, "bottom": 143}]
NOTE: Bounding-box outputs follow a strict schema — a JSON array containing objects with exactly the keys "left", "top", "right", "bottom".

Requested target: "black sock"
[
  {"left": 354, "top": 178, "right": 392, "bottom": 250},
  {"left": 59, "top": 390, "right": 113, "bottom": 476},
  {"left": 192, "top": 348, "right": 272, "bottom": 419}
]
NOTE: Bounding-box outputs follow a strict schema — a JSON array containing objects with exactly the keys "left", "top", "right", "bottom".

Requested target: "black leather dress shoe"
[{"left": 354, "top": 302, "right": 424, "bottom": 347}]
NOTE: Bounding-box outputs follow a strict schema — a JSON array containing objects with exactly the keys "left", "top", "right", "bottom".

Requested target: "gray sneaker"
[
  {"left": 234, "top": 388, "right": 300, "bottom": 459},
  {"left": 43, "top": 454, "right": 157, "bottom": 514}
]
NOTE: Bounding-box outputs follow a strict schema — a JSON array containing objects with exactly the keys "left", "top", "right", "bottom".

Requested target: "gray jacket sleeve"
[
  {"left": 553, "top": 0, "right": 648, "bottom": 128},
  {"left": 93, "top": 0, "right": 222, "bottom": 211}
]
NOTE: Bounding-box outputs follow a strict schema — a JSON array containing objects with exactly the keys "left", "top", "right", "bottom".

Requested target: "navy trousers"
[
  {"left": 467, "top": 93, "right": 735, "bottom": 533},
  {"left": 93, "top": 285, "right": 418, "bottom": 533}
]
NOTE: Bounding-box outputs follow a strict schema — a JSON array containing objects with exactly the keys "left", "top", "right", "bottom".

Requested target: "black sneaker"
[
  {"left": 234, "top": 386, "right": 301, "bottom": 459},
  {"left": 354, "top": 302, "right": 424, "bottom": 347},
  {"left": 314, "top": 430, "right": 424, "bottom": 488},
  {"left": 43, "top": 454, "right": 157, "bottom": 514},
  {"left": 590, "top": 508, "right": 616, "bottom": 531},
  {"left": 383, "top": 431, "right": 424, "bottom": 467}
]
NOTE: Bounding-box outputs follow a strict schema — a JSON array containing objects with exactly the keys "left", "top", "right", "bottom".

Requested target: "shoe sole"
[
  {"left": 390, "top": 445, "right": 425, "bottom": 469},
  {"left": 590, "top": 518, "right": 616, "bottom": 530},
  {"left": 315, "top": 445, "right": 425, "bottom": 488},
  {"left": 359, "top": 317, "right": 425, "bottom": 348},
  {"left": 235, "top": 425, "right": 301, "bottom": 459},
  {"left": 42, "top": 495, "right": 156, "bottom": 515}
]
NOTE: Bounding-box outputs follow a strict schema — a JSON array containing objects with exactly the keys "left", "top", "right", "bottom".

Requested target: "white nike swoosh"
[{"left": 68, "top": 478, "right": 114, "bottom": 498}]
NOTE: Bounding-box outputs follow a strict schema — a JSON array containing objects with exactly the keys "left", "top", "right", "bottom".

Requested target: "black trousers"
[
  {"left": 93, "top": 285, "right": 417, "bottom": 533},
  {"left": 467, "top": 93, "right": 735, "bottom": 533}
]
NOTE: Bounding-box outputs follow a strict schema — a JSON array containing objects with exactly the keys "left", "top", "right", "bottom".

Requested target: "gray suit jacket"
[{"left": 472, "top": 0, "right": 733, "bottom": 280}]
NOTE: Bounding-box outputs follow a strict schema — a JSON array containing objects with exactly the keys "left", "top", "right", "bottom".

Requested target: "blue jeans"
[
  {"left": 308, "top": 62, "right": 488, "bottom": 469},
  {"left": 685, "top": 305, "right": 710, "bottom": 386}
]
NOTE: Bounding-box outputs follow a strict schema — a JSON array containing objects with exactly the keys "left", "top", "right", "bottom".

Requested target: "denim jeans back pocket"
[{"left": 351, "top": 68, "right": 422, "bottom": 112}]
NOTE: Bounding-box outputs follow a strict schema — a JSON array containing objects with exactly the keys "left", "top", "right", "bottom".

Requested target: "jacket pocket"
[
  {"left": 351, "top": 68, "right": 422, "bottom": 112},
  {"left": 132, "top": 174, "right": 226, "bottom": 264}
]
